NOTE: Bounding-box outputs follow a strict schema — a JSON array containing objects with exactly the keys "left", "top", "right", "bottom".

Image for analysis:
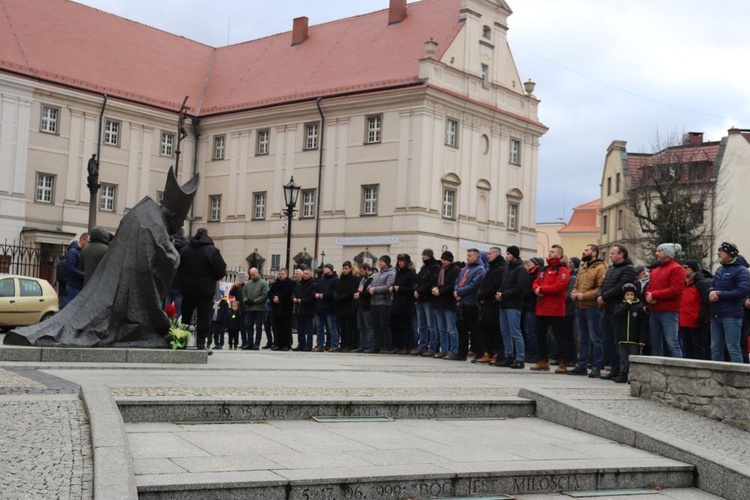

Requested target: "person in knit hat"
[
  {"left": 709, "top": 242, "right": 750, "bottom": 363},
  {"left": 644, "top": 242, "right": 685, "bottom": 358}
]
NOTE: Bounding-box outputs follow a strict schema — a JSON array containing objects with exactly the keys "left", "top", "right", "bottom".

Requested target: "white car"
[{"left": 0, "top": 275, "right": 58, "bottom": 330}]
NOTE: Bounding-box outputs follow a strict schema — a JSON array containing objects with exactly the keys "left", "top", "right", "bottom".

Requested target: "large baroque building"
[
  {"left": 0, "top": 0, "right": 546, "bottom": 273},
  {"left": 599, "top": 130, "right": 750, "bottom": 267}
]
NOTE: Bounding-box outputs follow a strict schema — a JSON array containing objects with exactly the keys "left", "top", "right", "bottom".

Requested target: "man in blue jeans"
[
  {"left": 412, "top": 249, "right": 440, "bottom": 356},
  {"left": 242, "top": 267, "right": 268, "bottom": 350},
  {"left": 645, "top": 243, "right": 685, "bottom": 358},
  {"left": 567, "top": 244, "right": 607, "bottom": 376},
  {"left": 709, "top": 242, "right": 750, "bottom": 363},
  {"left": 496, "top": 246, "right": 528, "bottom": 368},
  {"left": 314, "top": 263, "right": 340, "bottom": 352}
]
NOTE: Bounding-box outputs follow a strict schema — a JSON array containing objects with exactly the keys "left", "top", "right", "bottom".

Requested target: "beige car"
[{"left": 0, "top": 275, "right": 59, "bottom": 330}]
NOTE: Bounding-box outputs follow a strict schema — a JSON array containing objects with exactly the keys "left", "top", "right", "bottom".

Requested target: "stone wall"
[{"left": 629, "top": 355, "right": 750, "bottom": 432}]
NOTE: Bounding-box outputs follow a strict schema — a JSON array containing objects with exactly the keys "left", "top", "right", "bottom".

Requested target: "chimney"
[
  {"left": 388, "top": 0, "right": 407, "bottom": 25},
  {"left": 728, "top": 127, "right": 742, "bottom": 135},
  {"left": 292, "top": 17, "right": 308, "bottom": 46},
  {"left": 687, "top": 132, "right": 704, "bottom": 145}
]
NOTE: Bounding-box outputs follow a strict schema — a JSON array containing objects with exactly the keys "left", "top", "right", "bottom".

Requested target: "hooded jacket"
[
  {"left": 572, "top": 259, "right": 607, "bottom": 309},
  {"left": 613, "top": 298, "right": 648, "bottom": 345},
  {"left": 598, "top": 258, "right": 636, "bottom": 313},
  {"left": 178, "top": 232, "right": 227, "bottom": 298},
  {"left": 710, "top": 255, "right": 750, "bottom": 318},
  {"left": 533, "top": 257, "right": 571, "bottom": 317},
  {"left": 499, "top": 258, "right": 529, "bottom": 310},
  {"left": 646, "top": 258, "right": 685, "bottom": 313},
  {"left": 454, "top": 258, "right": 487, "bottom": 308},
  {"left": 62, "top": 240, "right": 85, "bottom": 290},
  {"left": 392, "top": 262, "right": 417, "bottom": 314},
  {"left": 370, "top": 266, "right": 396, "bottom": 307},
  {"left": 679, "top": 272, "right": 710, "bottom": 328},
  {"left": 81, "top": 226, "right": 110, "bottom": 285}
]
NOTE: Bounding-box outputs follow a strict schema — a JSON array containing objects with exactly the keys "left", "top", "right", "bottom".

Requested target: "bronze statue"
[{"left": 4, "top": 167, "right": 199, "bottom": 348}]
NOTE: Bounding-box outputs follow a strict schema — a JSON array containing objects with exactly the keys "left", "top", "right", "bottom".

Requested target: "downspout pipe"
[
  {"left": 87, "top": 93, "right": 107, "bottom": 231},
  {"left": 314, "top": 97, "right": 325, "bottom": 267},
  {"left": 188, "top": 117, "right": 201, "bottom": 239}
]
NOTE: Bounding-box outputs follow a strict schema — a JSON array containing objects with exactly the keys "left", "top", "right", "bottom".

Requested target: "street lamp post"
[{"left": 283, "top": 176, "right": 301, "bottom": 271}]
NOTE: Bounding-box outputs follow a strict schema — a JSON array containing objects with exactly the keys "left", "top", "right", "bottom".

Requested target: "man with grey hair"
[
  {"left": 242, "top": 267, "right": 269, "bottom": 350},
  {"left": 644, "top": 243, "right": 684, "bottom": 358}
]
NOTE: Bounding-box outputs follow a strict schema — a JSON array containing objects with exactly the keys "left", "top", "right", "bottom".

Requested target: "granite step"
[
  {"left": 126, "top": 417, "right": 695, "bottom": 500},
  {"left": 116, "top": 397, "right": 535, "bottom": 422}
]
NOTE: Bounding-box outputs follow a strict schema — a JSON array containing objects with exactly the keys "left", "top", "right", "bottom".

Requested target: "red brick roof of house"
[
  {"left": 628, "top": 143, "right": 721, "bottom": 184},
  {"left": 0, "top": 0, "right": 467, "bottom": 115},
  {"left": 559, "top": 199, "right": 601, "bottom": 234}
]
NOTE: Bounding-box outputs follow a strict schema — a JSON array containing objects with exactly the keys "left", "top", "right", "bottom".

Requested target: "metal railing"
[{"left": 0, "top": 241, "right": 67, "bottom": 284}]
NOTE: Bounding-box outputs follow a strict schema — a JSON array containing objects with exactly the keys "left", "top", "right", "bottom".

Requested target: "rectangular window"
[
  {"left": 213, "top": 135, "right": 225, "bottom": 160},
  {"left": 508, "top": 202, "right": 519, "bottom": 231},
  {"left": 271, "top": 254, "right": 281, "bottom": 273},
  {"left": 617, "top": 209, "right": 623, "bottom": 230},
  {"left": 616, "top": 173, "right": 621, "bottom": 193},
  {"left": 104, "top": 120, "right": 120, "bottom": 146},
  {"left": 99, "top": 184, "right": 116, "bottom": 212},
  {"left": 209, "top": 195, "right": 221, "bottom": 222},
  {"left": 692, "top": 202, "right": 704, "bottom": 224},
  {"left": 365, "top": 115, "right": 382, "bottom": 144},
  {"left": 442, "top": 189, "right": 455, "bottom": 219},
  {"left": 160, "top": 132, "right": 174, "bottom": 156},
  {"left": 510, "top": 138, "right": 521, "bottom": 165},
  {"left": 301, "top": 189, "right": 315, "bottom": 218},
  {"left": 602, "top": 214, "right": 608, "bottom": 235},
  {"left": 304, "top": 122, "right": 319, "bottom": 150},
  {"left": 362, "top": 185, "right": 378, "bottom": 216},
  {"left": 253, "top": 192, "right": 266, "bottom": 220},
  {"left": 481, "top": 64, "right": 489, "bottom": 87},
  {"left": 40, "top": 106, "right": 59, "bottom": 134},
  {"left": 256, "top": 129, "right": 269, "bottom": 155},
  {"left": 607, "top": 177, "right": 612, "bottom": 196},
  {"left": 445, "top": 119, "right": 458, "bottom": 147},
  {"left": 36, "top": 173, "right": 54, "bottom": 203}
]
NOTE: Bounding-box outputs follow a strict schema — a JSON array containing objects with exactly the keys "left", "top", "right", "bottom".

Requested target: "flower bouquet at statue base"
[{"left": 165, "top": 318, "right": 195, "bottom": 350}]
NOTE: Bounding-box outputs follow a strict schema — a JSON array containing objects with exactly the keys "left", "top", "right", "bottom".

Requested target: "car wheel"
[{"left": 40, "top": 312, "right": 55, "bottom": 322}]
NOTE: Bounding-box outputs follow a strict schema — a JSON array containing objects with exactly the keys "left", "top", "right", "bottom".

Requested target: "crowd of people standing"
[{"left": 198, "top": 239, "right": 750, "bottom": 381}]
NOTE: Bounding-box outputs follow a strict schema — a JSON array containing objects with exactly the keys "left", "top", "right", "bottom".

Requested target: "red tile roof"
[
  {"left": 627, "top": 143, "right": 720, "bottom": 185},
  {"left": 558, "top": 199, "right": 600, "bottom": 234},
  {"left": 0, "top": 0, "right": 470, "bottom": 115}
]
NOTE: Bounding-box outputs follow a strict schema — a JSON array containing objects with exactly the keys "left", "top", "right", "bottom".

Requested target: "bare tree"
[{"left": 625, "top": 131, "right": 722, "bottom": 267}]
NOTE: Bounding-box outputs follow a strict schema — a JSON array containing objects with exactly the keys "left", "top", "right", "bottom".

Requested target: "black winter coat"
[
  {"left": 598, "top": 259, "right": 636, "bottom": 313},
  {"left": 178, "top": 233, "right": 227, "bottom": 299},
  {"left": 392, "top": 266, "right": 417, "bottom": 314},
  {"left": 523, "top": 266, "right": 541, "bottom": 312},
  {"left": 294, "top": 278, "right": 318, "bottom": 316},
  {"left": 434, "top": 263, "right": 460, "bottom": 311},
  {"left": 316, "top": 273, "right": 339, "bottom": 314},
  {"left": 477, "top": 258, "right": 506, "bottom": 324},
  {"left": 355, "top": 274, "right": 374, "bottom": 311},
  {"left": 415, "top": 258, "right": 440, "bottom": 302},
  {"left": 500, "top": 259, "right": 529, "bottom": 310},
  {"left": 613, "top": 299, "right": 648, "bottom": 345},
  {"left": 269, "top": 277, "right": 296, "bottom": 316},
  {"left": 334, "top": 273, "right": 359, "bottom": 316}
]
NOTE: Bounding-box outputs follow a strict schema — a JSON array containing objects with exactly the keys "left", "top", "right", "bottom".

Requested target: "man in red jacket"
[
  {"left": 645, "top": 242, "right": 685, "bottom": 357},
  {"left": 530, "top": 244, "right": 571, "bottom": 371}
]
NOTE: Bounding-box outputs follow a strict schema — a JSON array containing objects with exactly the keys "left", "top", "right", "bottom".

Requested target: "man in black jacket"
[
  {"left": 496, "top": 246, "right": 529, "bottom": 368},
  {"left": 334, "top": 261, "right": 359, "bottom": 351},
  {"left": 595, "top": 243, "right": 636, "bottom": 379},
  {"left": 178, "top": 228, "right": 227, "bottom": 350},
  {"left": 269, "top": 268, "right": 296, "bottom": 351},
  {"left": 412, "top": 249, "right": 440, "bottom": 356},
  {"left": 475, "top": 247, "right": 506, "bottom": 364}
]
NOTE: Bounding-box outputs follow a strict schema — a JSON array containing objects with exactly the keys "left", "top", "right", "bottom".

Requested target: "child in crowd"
[
  {"left": 613, "top": 283, "right": 648, "bottom": 383},
  {"left": 226, "top": 300, "right": 243, "bottom": 350},
  {"left": 211, "top": 293, "right": 229, "bottom": 349}
]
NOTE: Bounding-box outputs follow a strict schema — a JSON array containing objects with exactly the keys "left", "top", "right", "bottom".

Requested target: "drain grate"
[
  {"left": 312, "top": 415, "right": 394, "bottom": 423},
  {"left": 563, "top": 489, "right": 655, "bottom": 498}
]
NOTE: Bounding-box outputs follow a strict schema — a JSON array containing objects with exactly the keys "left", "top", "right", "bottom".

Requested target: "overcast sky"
[{"left": 75, "top": 0, "right": 750, "bottom": 223}]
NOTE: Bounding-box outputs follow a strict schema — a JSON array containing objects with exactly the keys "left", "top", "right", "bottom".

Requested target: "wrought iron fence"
[{"left": 0, "top": 241, "right": 68, "bottom": 284}]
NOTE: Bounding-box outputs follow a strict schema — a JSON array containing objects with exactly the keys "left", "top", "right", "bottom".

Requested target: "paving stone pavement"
[
  {"left": 0, "top": 395, "right": 93, "bottom": 499},
  {"left": 0, "top": 349, "right": 747, "bottom": 499}
]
